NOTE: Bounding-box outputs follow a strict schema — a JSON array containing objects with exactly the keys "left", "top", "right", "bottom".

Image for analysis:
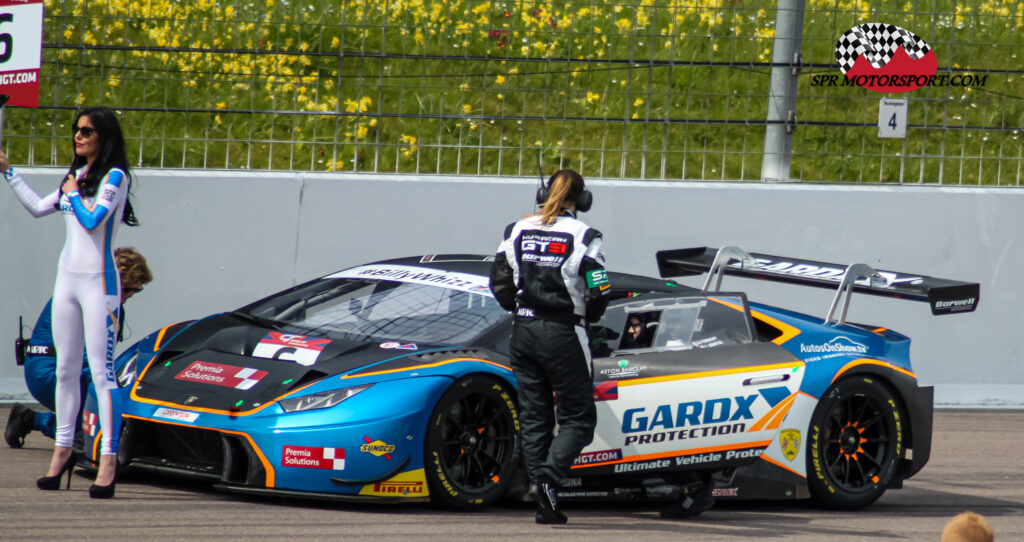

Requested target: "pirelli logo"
[{"left": 372, "top": 481, "right": 425, "bottom": 495}]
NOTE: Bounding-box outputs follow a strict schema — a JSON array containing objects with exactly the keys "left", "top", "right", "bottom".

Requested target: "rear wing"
[{"left": 656, "top": 246, "right": 979, "bottom": 324}]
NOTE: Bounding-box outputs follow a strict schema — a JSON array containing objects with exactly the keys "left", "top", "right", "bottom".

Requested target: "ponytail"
[{"left": 535, "top": 169, "right": 584, "bottom": 226}]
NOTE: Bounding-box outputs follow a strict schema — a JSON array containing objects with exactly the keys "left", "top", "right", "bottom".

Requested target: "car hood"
[{"left": 132, "top": 313, "right": 440, "bottom": 412}]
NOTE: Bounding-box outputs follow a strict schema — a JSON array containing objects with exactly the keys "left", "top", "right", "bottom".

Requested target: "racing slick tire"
[
  {"left": 807, "top": 376, "right": 905, "bottom": 510},
  {"left": 424, "top": 374, "right": 520, "bottom": 511}
]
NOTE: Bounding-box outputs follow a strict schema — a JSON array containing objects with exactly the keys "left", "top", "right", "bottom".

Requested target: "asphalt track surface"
[{"left": 1, "top": 408, "right": 1021, "bottom": 542}]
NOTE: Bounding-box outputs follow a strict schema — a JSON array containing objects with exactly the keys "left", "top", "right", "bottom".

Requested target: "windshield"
[{"left": 244, "top": 272, "right": 506, "bottom": 346}]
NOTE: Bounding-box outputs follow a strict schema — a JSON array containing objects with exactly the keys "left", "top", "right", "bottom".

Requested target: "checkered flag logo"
[{"left": 835, "top": 23, "right": 931, "bottom": 74}]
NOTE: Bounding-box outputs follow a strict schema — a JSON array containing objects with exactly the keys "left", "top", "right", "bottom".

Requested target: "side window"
[
  {"left": 590, "top": 306, "right": 626, "bottom": 357},
  {"left": 619, "top": 310, "right": 663, "bottom": 350},
  {"left": 692, "top": 297, "right": 756, "bottom": 347},
  {"left": 603, "top": 295, "right": 754, "bottom": 354},
  {"left": 651, "top": 304, "right": 703, "bottom": 348}
]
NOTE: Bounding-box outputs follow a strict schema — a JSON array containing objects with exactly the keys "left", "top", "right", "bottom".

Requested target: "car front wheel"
[
  {"left": 424, "top": 375, "right": 520, "bottom": 510},
  {"left": 807, "top": 375, "right": 905, "bottom": 510}
]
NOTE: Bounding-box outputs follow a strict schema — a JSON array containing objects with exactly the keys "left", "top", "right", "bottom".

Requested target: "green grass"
[{"left": 1, "top": 0, "right": 1020, "bottom": 183}]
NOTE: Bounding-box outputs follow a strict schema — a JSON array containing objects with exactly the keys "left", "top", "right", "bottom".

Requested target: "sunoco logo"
[
  {"left": 800, "top": 336, "right": 868, "bottom": 355},
  {"left": 361, "top": 436, "right": 395, "bottom": 460}
]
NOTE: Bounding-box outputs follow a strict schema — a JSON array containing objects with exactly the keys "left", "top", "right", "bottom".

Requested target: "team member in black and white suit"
[{"left": 489, "top": 169, "right": 610, "bottom": 524}]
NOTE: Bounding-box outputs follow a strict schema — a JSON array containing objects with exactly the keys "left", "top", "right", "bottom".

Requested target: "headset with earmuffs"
[{"left": 535, "top": 172, "right": 593, "bottom": 213}]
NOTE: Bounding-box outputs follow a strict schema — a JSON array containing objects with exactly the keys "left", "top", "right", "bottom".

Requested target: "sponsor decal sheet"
[
  {"left": 174, "top": 361, "right": 268, "bottom": 390},
  {"left": 358, "top": 469, "right": 429, "bottom": 497},
  {"left": 282, "top": 445, "right": 346, "bottom": 470},
  {"left": 252, "top": 332, "right": 331, "bottom": 366},
  {"left": 574, "top": 364, "right": 805, "bottom": 474},
  {"left": 327, "top": 264, "right": 494, "bottom": 296}
]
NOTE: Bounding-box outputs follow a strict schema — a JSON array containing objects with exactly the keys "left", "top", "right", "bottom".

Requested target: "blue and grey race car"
[{"left": 81, "top": 247, "right": 978, "bottom": 512}]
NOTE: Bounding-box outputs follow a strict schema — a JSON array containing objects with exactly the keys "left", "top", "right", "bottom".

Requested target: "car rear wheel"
[
  {"left": 807, "top": 376, "right": 905, "bottom": 510},
  {"left": 424, "top": 375, "right": 520, "bottom": 510}
]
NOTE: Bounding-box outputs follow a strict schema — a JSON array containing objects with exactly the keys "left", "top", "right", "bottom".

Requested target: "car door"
[{"left": 573, "top": 293, "right": 805, "bottom": 477}]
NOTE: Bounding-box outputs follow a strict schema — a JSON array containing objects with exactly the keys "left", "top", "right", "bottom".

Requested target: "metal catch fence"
[{"left": 0, "top": 0, "right": 1020, "bottom": 185}]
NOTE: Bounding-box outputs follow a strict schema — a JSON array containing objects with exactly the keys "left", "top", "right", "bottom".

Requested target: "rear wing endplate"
[{"left": 656, "top": 246, "right": 979, "bottom": 324}]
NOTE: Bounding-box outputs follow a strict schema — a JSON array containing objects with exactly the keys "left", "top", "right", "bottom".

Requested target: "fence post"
[{"left": 761, "top": 0, "right": 805, "bottom": 182}]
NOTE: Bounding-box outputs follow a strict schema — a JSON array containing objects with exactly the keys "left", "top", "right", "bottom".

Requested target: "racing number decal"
[
  {"left": 252, "top": 332, "right": 331, "bottom": 366},
  {"left": 0, "top": 14, "right": 13, "bottom": 64}
]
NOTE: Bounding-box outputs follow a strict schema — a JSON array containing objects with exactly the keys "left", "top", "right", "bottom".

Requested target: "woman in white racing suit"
[{"left": 1, "top": 106, "right": 138, "bottom": 498}]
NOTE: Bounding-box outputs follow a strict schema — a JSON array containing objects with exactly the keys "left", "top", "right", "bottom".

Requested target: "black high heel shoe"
[
  {"left": 89, "top": 461, "right": 117, "bottom": 499},
  {"left": 88, "top": 479, "right": 116, "bottom": 499},
  {"left": 36, "top": 451, "right": 77, "bottom": 490}
]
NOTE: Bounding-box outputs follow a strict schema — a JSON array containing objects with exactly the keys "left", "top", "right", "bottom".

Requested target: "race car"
[{"left": 80, "top": 247, "right": 978, "bottom": 512}]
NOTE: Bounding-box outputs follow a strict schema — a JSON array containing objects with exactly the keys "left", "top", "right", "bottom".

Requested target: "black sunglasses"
[
  {"left": 124, "top": 285, "right": 144, "bottom": 294},
  {"left": 74, "top": 127, "right": 97, "bottom": 137}
]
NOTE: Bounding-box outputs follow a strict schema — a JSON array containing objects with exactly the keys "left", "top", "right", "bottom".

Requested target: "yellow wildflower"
[
  {"left": 586, "top": 92, "right": 600, "bottom": 103},
  {"left": 633, "top": 98, "right": 644, "bottom": 107},
  {"left": 463, "top": 104, "right": 473, "bottom": 114},
  {"left": 495, "top": 75, "right": 506, "bottom": 85},
  {"left": 400, "top": 134, "right": 418, "bottom": 156}
]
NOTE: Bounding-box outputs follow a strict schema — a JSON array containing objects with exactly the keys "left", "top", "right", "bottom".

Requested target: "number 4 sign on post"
[
  {"left": 878, "top": 98, "right": 908, "bottom": 139},
  {"left": 0, "top": 0, "right": 44, "bottom": 109}
]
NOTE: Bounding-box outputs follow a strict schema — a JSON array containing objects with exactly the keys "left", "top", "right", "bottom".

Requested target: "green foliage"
[{"left": 1, "top": 0, "right": 1019, "bottom": 183}]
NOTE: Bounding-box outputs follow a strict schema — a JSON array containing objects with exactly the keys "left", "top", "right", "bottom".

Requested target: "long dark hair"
[{"left": 61, "top": 107, "right": 138, "bottom": 226}]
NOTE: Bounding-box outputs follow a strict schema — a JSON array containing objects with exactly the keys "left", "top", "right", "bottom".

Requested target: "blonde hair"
[
  {"left": 941, "top": 512, "right": 994, "bottom": 542},
  {"left": 535, "top": 169, "right": 584, "bottom": 226},
  {"left": 115, "top": 246, "right": 154, "bottom": 287}
]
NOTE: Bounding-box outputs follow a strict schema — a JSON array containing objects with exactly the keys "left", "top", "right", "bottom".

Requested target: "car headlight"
[
  {"left": 116, "top": 350, "right": 139, "bottom": 388},
  {"left": 278, "top": 384, "right": 372, "bottom": 413}
]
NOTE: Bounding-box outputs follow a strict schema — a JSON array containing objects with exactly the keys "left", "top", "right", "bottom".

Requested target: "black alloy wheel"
[
  {"left": 424, "top": 375, "right": 520, "bottom": 510},
  {"left": 807, "top": 375, "right": 905, "bottom": 510}
]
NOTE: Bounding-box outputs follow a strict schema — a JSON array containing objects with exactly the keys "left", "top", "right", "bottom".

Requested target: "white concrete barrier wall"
[{"left": 2, "top": 168, "right": 1020, "bottom": 407}]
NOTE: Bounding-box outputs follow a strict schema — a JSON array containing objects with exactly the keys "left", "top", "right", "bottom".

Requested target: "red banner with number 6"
[{"left": 0, "top": 0, "right": 44, "bottom": 108}]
